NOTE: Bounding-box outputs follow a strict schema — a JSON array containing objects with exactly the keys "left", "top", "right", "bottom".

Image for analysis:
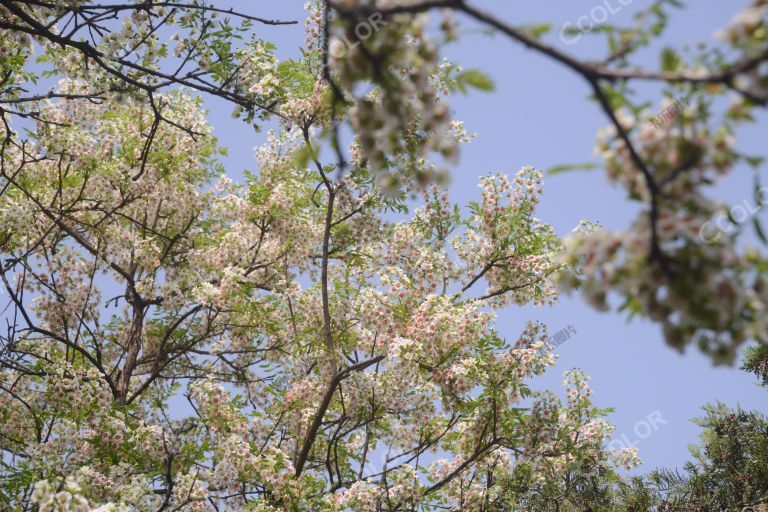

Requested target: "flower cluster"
[
  {"left": 560, "top": 94, "right": 768, "bottom": 362},
  {"left": 454, "top": 168, "right": 560, "bottom": 306},
  {"left": 327, "top": 10, "right": 460, "bottom": 187}
]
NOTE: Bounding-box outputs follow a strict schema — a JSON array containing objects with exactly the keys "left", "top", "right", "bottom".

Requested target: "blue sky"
[{"left": 204, "top": 1, "right": 767, "bottom": 473}]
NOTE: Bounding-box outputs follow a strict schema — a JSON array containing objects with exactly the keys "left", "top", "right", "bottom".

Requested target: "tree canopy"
[{"left": 0, "top": 1, "right": 767, "bottom": 511}]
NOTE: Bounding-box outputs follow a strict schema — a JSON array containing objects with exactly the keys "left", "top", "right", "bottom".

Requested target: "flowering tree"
[
  {"left": 0, "top": 1, "right": 766, "bottom": 511},
  {"left": 0, "top": 3, "right": 640, "bottom": 510},
  {"left": 327, "top": 0, "right": 768, "bottom": 363}
]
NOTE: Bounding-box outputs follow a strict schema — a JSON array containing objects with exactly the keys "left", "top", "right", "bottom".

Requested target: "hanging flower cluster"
[{"left": 558, "top": 6, "right": 768, "bottom": 362}]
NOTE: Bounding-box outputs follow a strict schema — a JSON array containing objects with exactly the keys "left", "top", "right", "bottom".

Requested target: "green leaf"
[
  {"left": 457, "top": 69, "right": 495, "bottom": 93},
  {"left": 519, "top": 23, "right": 552, "bottom": 40},
  {"left": 547, "top": 162, "right": 599, "bottom": 175},
  {"left": 754, "top": 218, "right": 768, "bottom": 245},
  {"left": 600, "top": 84, "right": 631, "bottom": 111},
  {"left": 746, "top": 156, "right": 765, "bottom": 169},
  {"left": 292, "top": 145, "right": 313, "bottom": 170},
  {"left": 277, "top": 59, "right": 315, "bottom": 97},
  {"left": 661, "top": 47, "right": 681, "bottom": 72}
]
